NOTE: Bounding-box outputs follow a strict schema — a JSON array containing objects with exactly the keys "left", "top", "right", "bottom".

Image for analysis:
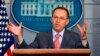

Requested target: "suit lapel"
[
  {"left": 60, "top": 30, "right": 70, "bottom": 48},
  {"left": 47, "top": 31, "right": 54, "bottom": 48},
  {"left": 47, "top": 30, "right": 71, "bottom": 48}
]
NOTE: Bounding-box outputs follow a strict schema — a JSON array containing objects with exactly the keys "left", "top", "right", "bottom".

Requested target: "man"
[{"left": 7, "top": 7, "right": 88, "bottom": 48}]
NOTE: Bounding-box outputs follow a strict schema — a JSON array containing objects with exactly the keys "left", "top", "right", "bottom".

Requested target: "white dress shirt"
[{"left": 52, "top": 29, "right": 65, "bottom": 46}]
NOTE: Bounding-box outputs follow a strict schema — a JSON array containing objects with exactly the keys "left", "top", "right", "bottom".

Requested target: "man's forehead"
[{"left": 53, "top": 9, "right": 68, "bottom": 15}]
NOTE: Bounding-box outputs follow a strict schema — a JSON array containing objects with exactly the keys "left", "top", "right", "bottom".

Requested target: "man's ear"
[{"left": 66, "top": 19, "right": 69, "bottom": 25}]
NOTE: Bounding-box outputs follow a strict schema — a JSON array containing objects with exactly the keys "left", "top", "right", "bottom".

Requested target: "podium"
[{"left": 13, "top": 49, "right": 91, "bottom": 56}]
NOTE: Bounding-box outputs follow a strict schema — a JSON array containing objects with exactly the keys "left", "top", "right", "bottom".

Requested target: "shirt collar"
[{"left": 52, "top": 29, "right": 65, "bottom": 37}]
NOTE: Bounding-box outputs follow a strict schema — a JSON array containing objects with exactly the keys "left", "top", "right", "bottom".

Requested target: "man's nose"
[{"left": 56, "top": 18, "right": 60, "bottom": 23}]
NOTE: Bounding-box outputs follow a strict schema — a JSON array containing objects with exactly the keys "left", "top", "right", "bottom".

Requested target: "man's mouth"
[{"left": 55, "top": 24, "right": 60, "bottom": 27}]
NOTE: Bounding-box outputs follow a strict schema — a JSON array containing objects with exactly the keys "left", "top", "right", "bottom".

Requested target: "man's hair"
[{"left": 52, "top": 7, "right": 69, "bottom": 18}]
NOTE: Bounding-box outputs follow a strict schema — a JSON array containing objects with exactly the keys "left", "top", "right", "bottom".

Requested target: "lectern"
[{"left": 13, "top": 49, "right": 91, "bottom": 56}]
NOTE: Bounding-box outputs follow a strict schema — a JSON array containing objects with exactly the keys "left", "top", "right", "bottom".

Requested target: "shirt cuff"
[
  {"left": 18, "top": 39, "right": 23, "bottom": 45},
  {"left": 82, "top": 40, "right": 88, "bottom": 47}
]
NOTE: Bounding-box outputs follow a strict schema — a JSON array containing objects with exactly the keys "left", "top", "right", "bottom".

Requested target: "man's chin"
[{"left": 54, "top": 28, "right": 62, "bottom": 32}]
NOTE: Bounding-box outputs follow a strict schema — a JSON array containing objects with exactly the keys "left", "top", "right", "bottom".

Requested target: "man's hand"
[
  {"left": 77, "top": 21, "right": 87, "bottom": 40},
  {"left": 7, "top": 22, "right": 23, "bottom": 42}
]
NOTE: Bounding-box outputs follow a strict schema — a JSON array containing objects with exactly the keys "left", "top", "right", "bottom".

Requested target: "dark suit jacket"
[{"left": 18, "top": 29, "right": 88, "bottom": 49}]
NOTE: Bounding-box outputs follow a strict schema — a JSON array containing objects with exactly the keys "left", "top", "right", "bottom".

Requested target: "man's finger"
[
  {"left": 83, "top": 21, "right": 87, "bottom": 31},
  {"left": 19, "top": 22, "right": 22, "bottom": 27},
  {"left": 6, "top": 24, "right": 11, "bottom": 30},
  {"left": 9, "top": 22, "right": 15, "bottom": 26},
  {"left": 76, "top": 24, "right": 82, "bottom": 31}
]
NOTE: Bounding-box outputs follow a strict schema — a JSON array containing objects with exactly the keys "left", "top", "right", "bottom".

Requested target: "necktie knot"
[{"left": 55, "top": 33, "right": 60, "bottom": 38}]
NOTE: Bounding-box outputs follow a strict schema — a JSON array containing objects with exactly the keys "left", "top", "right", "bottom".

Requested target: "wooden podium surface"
[{"left": 13, "top": 49, "right": 91, "bottom": 56}]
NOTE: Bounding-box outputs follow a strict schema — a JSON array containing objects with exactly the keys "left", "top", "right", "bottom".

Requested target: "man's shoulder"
[
  {"left": 37, "top": 30, "right": 52, "bottom": 36},
  {"left": 65, "top": 29, "right": 81, "bottom": 40},
  {"left": 65, "top": 29, "right": 80, "bottom": 37},
  {"left": 65, "top": 29, "right": 77, "bottom": 34}
]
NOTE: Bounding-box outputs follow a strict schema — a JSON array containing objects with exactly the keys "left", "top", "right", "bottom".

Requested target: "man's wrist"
[
  {"left": 17, "top": 35, "right": 23, "bottom": 44},
  {"left": 82, "top": 36, "right": 87, "bottom": 40}
]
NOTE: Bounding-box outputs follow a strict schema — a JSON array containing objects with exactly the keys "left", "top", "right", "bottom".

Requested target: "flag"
[{"left": 0, "top": 0, "right": 16, "bottom": 56}]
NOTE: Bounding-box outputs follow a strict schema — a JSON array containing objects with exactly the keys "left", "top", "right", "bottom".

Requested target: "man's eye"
[
  {"left": 60, "top": 17, "right": 66, "bottom": 20},
  {"left": 53, "top": 16, "right": 58, "bottom": 19}
]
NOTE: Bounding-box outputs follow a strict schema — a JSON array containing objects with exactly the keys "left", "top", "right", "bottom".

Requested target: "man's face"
[{"left": 52, "top": 9, "right": 69, "bottom": 32}]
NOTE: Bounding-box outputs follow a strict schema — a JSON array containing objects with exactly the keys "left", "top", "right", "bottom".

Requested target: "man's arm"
[
  {"left": 18, "top": 34, "right": 40, "bottom": 48},
  {"left": 6, "top": 22, "right": 29, "bottom": 48},
  {"left": 76, "top": 21, "right": 89, "bottom": 48},
  {"left": 7, "top": 22, "right": 23, "bottom": 43},
  {"left": 17, "top": 39, "right": 29, "bottom": 48},
  {"left": 7, "top": 22, "right": 40, "bottom": 48},
  {"left": 75, "top": 33, "right": 89, "bottom": 48}
]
